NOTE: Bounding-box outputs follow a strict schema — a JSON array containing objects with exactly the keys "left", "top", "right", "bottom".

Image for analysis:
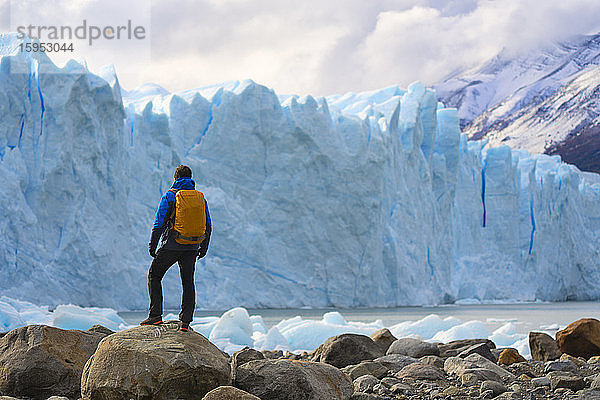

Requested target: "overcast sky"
[{"left": 2, "top": 0, "right": 600, "bottom": 96}]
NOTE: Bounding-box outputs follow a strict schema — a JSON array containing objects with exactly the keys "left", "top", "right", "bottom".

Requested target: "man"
[{"left": 140, "top": 165, "right": 211, "bottom": 332}]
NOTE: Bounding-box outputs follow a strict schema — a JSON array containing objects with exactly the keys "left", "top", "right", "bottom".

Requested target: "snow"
[{"left": 0, "top": 33, "right": 600, "bottom": 313}]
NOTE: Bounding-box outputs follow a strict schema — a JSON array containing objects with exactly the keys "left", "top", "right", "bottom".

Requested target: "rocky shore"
[{"left": 0, "top": 318, "right": 599, "bottom": 399}]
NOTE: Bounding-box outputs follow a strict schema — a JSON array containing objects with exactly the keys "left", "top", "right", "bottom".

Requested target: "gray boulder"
[
  {"left": 373, "top": 354, "right": 419, "bottom": 373},
  {"left": 544, "top": 359, "right": 577, "bottom": 373},
  {"left": 437, "top": 339, "right": 495, "bottom": 358},
  {"left": 386, "top": 338, "right": 439, "bottom": 358},
  {"left": 480, "top": 380, "right": 507, "bottom": 397},
  {"left": 0, "top": 325, "right": 105, "bottom": 400},
  {"left": 341, "top": 361, "right": 388, "bottom": 380},
  {"left": 353, "top": 374, "right": 379, "bottom": 393},
  {"left": 319, "top": 334, "right": 384, "bottom": 368},
  {"left": 369, "top": 329, "right": 397, "bottom": 353},
  {"left": 529, "top": 331, "right": 562, "bottom": 362},
  {"left": 395, "top": 362, "right": 444, "bottom": 380},
  {"left": 458, "top": 343, "right": 495, "bottom": 361},
  {"left": 444, "top": 354, "right": 515, "bottom": 381},
  {"left": 547, "top": 371, "right": 586, "bottom": 391},
  {"left": 234, "top": 359, "right": 353, "bottom": 400},
  {"left": 231, "top": 347, "right": 265, "bottom": 380},
  {"left": 202, "top": 386, "right": 260, "bottom": 400},
  {"left": 81, "top": 322, "right": 231, "bottom": 400}
]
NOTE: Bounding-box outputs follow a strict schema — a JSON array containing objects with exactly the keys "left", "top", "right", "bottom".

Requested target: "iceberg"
[{"left": 0, "top": 33, "right": 600, "bottom": 310}]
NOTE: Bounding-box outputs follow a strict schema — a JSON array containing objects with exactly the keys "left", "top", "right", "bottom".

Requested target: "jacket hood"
[{"left": 171, "top": 177, "right": 196, "bottom": 190}]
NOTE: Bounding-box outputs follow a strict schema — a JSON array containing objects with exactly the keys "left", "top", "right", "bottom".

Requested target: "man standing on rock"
[{"left": 140, "top": 165, "right": 211, "bottom": 332}]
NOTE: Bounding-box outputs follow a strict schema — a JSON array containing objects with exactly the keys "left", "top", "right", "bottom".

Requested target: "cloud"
[{"left": 4, "top": 0, "right": 600, "bottom": 96}]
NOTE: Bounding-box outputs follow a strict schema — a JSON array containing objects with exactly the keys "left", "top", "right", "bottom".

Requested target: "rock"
[
  {"left": 386, "top": 338, "right": 439, "bottom": 358},
  {"left": 544, "top": 359, "right": 577, "bottom": 373},
  {"left": 458, "top": 343, "right": 495, "bottom": 362},
  {"left": 480, "top": 380, "right": 507, "bottom": 396},
  {"left": 373, "top": 354, "right": 418, "bottom": 373},
  {"left": 589, "top": 356, "right": 600, "bottom": 364},
  {"left": 231, "top": 347, "right": 265, "bottom": 379},
  {"left": 592, "top": 374, "right": 600, "bottom": 390},
  {"left": 493, "top": 391, "right": 521, "bottom": 399},
  {"left": 202, "top": 386, "right": 261, "bottom": 400},
  {"left": 262, "top": 349, "right": 284, "bottom": 359},
  {"left": 47, "top": 397, "right": 70, "bottom": 400},
  {"left": 576, "top": 389, "right": 600, "bottom": 399},
  {"left": 497, "top": 348, "right": 526, "bottom": 365},
  {"left": 81, "top": 323, "right": 231, "bottom": 400},
  {"left": 532, "top": 376, "right": 551, "bottom": 387},
  {"left": 390, "top": 383, "right": 412, "bottom": 395},
  {"left": 396, "top": 362, "right": 445, "bottom": 381},
  {"left": 349, "top": 394, "right": 382, "bottom": 400},
  {"left": 234, "top": 359, "right": 353, "bottom": 400},
  {"left": 460, "top": 368, "right": 502, "bottom": 385},
  {"left": 556, "top": 318, "right": 600, "bottom": 359},
  {"left": 87, "top": 325, "right": 114, "bottom": 336},
  {"left": 319, "top": 334, "right": 384, "bottom": 368},
  {"left": 444, "top": 354, "right": 514, "bottom": 381},
  {"left": 369, "top": 328, "right": 397, "bottom": 353},
  {"left": 341, "top": 361, "right": 388, "bottom": 380},
  {"left": 529, "top": 331, "right": 562, "bottom": 361},
  {"left": 548, "top": 372, "right": 586, "bottom": 391},
  {"left": 353, "top": 374, "right": 379, "bottom": 393},
  {"left": 437, "top": 339, "right": 495, "bottom": 358},
  {"left": 560, "top": 352, "right": 587, "bottom": 367},
  {"left": 419, "top": 355, "right": 444, "bottom": 369},
  {"left": 442, "top": 386, "right": 460, "bottom": 396},
  {"left": 379, "top": 377, "right": 401, "bottom": 387},
  {"left": 0, "top": 325, "right": 104, "bottom": 400}
]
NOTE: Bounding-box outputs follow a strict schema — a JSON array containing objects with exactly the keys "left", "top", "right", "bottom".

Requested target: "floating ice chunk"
[
  {"left": 250, "top": 315, "right": 268, "bottom": 334},
  {"left": 390, "top": 314, "right": 462, "bottom": 340},
  {"left": 277, "top": 313, "right": 381, "bottom": 352},
  {"left": 51, "top": 304, "right": 126, "bottom": 331},
  {"left": 322, "top": 311, "right": 346, "bottom": 325},
  {"left": 209, "top": 307, "right": 254, "bottom": 348},
  {"left": 191, "top": 316, "right": 219, "bottom": 337},
  {"left": 254, "top": 326, "right": 290, "bottom": 352},
  {"left": 489, "top": 323, "right": 526, "bottom": 347},
  {"left": 430, "top": 320, "right": 491, "bottom": 343}
]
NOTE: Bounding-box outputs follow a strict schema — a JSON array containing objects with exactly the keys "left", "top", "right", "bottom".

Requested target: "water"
[{"left": 120, "top": 301, "right": 600, "bottom": 335}]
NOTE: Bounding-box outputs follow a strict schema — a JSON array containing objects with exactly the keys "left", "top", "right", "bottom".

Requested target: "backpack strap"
[{"left": 166, "top": 189, "right": 179, "bottom": 222}]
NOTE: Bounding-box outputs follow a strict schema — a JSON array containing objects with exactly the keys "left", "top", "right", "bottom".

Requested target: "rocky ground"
[{"left": 0, "top": 318, "right": 599, "bottom": 399}]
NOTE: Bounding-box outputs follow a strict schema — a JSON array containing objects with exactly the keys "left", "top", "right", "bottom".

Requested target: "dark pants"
[{"left": 148, "top": 248, "right": 196, "bottom": 323}]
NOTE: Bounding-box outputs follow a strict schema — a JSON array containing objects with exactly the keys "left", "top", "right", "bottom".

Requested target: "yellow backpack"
[{"left": 169, "top": 189, "right": 207, "bottom": 245}]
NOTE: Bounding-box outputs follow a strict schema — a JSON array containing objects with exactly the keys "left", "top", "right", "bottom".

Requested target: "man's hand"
[
  {"left": 149, "top": 244, "right": 157, "bottom": 258},
  {"left": 197, "top": 246, "right": 208, "bottom": 260}
]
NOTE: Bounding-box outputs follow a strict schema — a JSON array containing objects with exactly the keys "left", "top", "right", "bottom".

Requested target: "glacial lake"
[{"left": 120, "top": 301, "right": 600, "bottom": 335}]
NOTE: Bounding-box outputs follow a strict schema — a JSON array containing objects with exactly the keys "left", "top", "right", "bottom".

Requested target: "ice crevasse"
[{"left": 0, "top": 33, "right": 599, "bottom": 310}]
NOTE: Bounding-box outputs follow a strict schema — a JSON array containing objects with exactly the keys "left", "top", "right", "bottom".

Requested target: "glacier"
[{"left": 1, "top": 33, "right": 600, "bottom": 311}]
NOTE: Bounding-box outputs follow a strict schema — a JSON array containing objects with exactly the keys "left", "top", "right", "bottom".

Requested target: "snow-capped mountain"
[
  {"left": 435, "top": 33, "right": 600, "bottom": 172},
  {"left": 1, "top": 33, "right": 600, "bottom": 311}
]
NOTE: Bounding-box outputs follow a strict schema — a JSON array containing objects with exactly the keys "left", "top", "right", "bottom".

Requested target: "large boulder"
[
  {"left": 81, "top": 322, "right": 231, "bottom": 400},
  {"left": 319, "top": 334, "right": 384, "bottom": 368},
  {"left": 396, "top": 363, "right": 445, "bottom": 380},
  {"left": 444, "top": 354, "right": 515, "bottom": 381},
  {"left": 437, "top": 339, "right": 495, "bottom": 358},
  {"left": 387, "top": 338, "right": 439, "bottom": 358},
  {"left": 555, "top": 318, "right": 600, "bottom": 359},
  {"left": 529, "top": 332, "right": 562, "bottom": 361},
  {"left": 202, "top": 386, "right": 260, "bottom": 400},
  {"left": 369, "top": 329, "right": 397, "bottom": 353},
  {"left": 373, "top": 354, "right": 419, "bottom": 373},
  {"left": 234, "top": 359, "right": 353, "bottom": 400},
  {"left": 0, "top": 325, "right": 105, "bottom": 399},
  {"left": 341, "top": 361, "right": 389, "bottom": 380}
]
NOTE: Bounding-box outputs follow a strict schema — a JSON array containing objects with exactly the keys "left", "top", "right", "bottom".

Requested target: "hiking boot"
[
  {"left": 180, "top": 322, "right": 192, "bottom": 332},
  {"left": 140, "top": 315, "right": 163, "bottom": 326}
]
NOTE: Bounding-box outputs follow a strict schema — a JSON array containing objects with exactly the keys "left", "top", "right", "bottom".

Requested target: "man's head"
[{"left": 174, "top": 165, "right": 192, "bottom": 180}]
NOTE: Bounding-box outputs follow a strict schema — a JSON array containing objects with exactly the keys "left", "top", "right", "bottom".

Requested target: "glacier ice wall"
[{"left": 1, "top": 35, "right": 600, "bottom": 310}]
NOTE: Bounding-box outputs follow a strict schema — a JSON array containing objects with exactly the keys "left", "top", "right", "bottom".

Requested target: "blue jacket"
[{"left": 149, "top": 177, "right": 212, "bottom": 252}]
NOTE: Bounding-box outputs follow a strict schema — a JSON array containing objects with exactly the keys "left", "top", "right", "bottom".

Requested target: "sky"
[{"left": 1, "top": 0, "right": 600, "bottom": 96}]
